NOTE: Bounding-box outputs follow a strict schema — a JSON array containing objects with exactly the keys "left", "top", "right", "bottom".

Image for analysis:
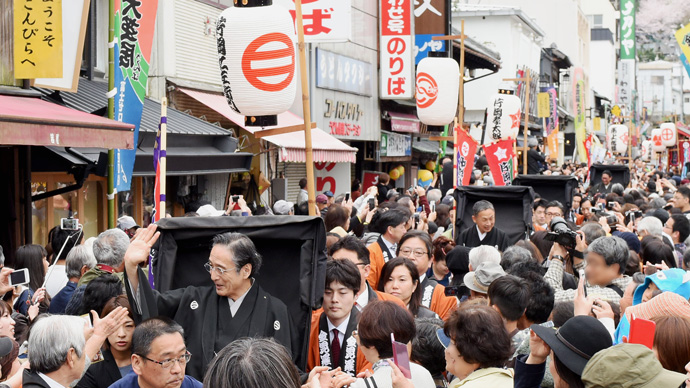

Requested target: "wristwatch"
[{"left": 551, "top": 255, "right": 565, "bottom": 262}]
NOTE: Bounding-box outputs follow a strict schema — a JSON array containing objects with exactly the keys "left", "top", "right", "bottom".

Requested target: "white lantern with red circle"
[
  {"left": 216, "top": 0, "right": 296, "bottom": 127},
  {"left": 660, "top": 123, "right": 677, "bottom": 147},
  {"left": 485, "top": 92, "right": 522, "bottom": 141},
  {"left": 416, "top": 52, "right": 459, "bottom": 126},
  {"left": 651, "top": 128, "right": 666, "bottom": 152},
  {"left": 608, "top": 124, "right": 628, "bottom": 155},
  {"left": 640, "top": 140, "right": 652, "bottom": 161}
]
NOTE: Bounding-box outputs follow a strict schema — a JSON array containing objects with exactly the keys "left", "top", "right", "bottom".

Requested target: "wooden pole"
[
  {"left": 522, "top": 72, "right": 531, "bottom": 174},
  {"left": 454, "top": 20, "right": 465, "bottom": 189},
  {"left": 160, "top": 97, "right": 167, "bottom": 218},
  {"left": 294, "top": 0, "right": 316, "bottom": 216},
  {"left": 107, "top": 0, "right": 115, "bottom": 228}
]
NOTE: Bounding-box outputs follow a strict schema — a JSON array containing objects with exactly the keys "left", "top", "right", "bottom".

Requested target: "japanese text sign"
[
  {"left": 537, "top": 92, "right": 550, "bottom": 118},
  {"left": 675, "top": 24, "right": 690, "bottom": 76},
  {"left": 381, "top": 131, "right": 412, "bottom": 157},
  {"left": 14, "top": 0, "right": 63, "bottom": 78},
  {"left": 484, "top": 139, "right": 515, "bottom": 186},
  {"left": 316, "top": 48, "right": 373, "bottom": 96},
  {"left": 380, "top": 0, "right": 414, "bottom": 99},
  {"left": 620, "top": 0, "right": 635, "bottom": 60},
  {"left": 274, "top": 0, "right": 351, "bottom": 42}
]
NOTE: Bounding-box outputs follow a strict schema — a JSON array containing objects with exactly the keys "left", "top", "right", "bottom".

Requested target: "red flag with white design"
[
  {"left": 455, "top": 128, "right": 478, "bottom": 186},
  {"left": 484, "top": 139, "right": 516, "bottom": 186}
]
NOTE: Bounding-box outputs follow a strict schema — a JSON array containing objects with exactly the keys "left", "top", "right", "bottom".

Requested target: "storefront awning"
[
  {"left": 385, "top": 111, "right": 420, "bottom": 133},
  {"left": 178, "top": 88, "right": 357, "bottom": 163},
  {"left": 412, "top": 139, "right": 454, "bottom": 155},
  {"left": 0, "top": 94, "right": 134, "bottom": 149}
]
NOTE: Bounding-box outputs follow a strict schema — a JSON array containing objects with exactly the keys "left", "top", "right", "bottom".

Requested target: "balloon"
[
  {"left": 417, "top": 169, "right": 433, "bottom": 188},
  {"left": 425, "top": 160, "right": 436, "bottom": 171},
  {"left": 389, "top": 168, "right": 401, "bottom": 181},
  {"left": 396, "top": 165, "right": 405, "bottom": 176}
]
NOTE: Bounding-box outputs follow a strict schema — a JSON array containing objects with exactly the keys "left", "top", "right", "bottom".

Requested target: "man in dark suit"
[
  {"left": 457, "top": 200, "right": 510, "bottom": 251},
  {"left": 590, "top": 170, "right": 613, "bottom": 195}
]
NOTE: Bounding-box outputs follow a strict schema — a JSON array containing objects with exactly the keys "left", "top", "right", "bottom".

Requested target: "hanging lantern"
[
  {"left": 660, "top": 123, "right": 677, "bottom": 147},
  {"left": 485, "top": 91, "right": 522, "bottom": 141},
  {"left": 216, "top": 0, "right": 297, "bottom": 127},
  {"left": 608, "top": 124, "right": 628, "bottom": 155},
  {"left": 640, "top": 140, "right": 652, "bottom": 161},
  {"left": 415, "top": 52, "right": 459, "bottom": 128},
  {"left": 651, "top": 128, "right": 666, "bottom": 152}
]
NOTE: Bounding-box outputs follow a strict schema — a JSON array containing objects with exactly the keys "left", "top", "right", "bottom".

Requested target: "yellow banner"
[
  {"left": 537, "top": 92, "right": 550, "bottom": 118},
  {"left": 676, "top": 23, "right": 690, "bottom": 63},
  {"left": 14, "top": 0, "right": 62, "bottom": 78},
  {"left": 547, "top": 129, "right": 559, "bottom": 160},
  {"left": 594, "top": 117, "right": 601, "bottom": 132}
]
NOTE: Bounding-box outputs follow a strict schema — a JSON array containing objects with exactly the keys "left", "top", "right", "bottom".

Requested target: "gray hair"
[
  {"left": 92, "top": 229, "right": 130, "bottom": 267},
  {"left": 212, "top": 233, "right": 263, "bottom": 277},
  {"left": 472, "top": 200, "right": 494, "bottom": 216},
  {"left": 29, "top": 315, "right": 86, "bottom": 374},
  {"left": 611, "top": 183, "right": 625, "bottom": 196},
  {"left": 65, "top": 245, "right": 97, "bottom": 279},
  {"left": 649, "top": 197, "right": 666, "bottom": 210},
  {"left": 500, "top": 246, "right": 533, "bottom": 270},
  {"left": 580, "top": 222, "right": 606, "bottom": 245},
  {"left": 469, "top": 245, "right": 501, "bottom": 271},
  {"left": 637, "top": 216, "right": 663, "bottom": 237},
  {"left": 586, "top": 236, "right": 630, "bottom": 274},
  {"left": 427, "top": 189, "right": 442, "bottom": 205},
  {"left": 131, "top": 317, "right": 184, "bottom": 357},
  {"left": 203, "top": 338, "right": 300, "bottom": 388}
]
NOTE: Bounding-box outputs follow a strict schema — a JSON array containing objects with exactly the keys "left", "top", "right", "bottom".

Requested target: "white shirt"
[
  {"left": 355, "top": 286, "right": 369, "bottom": 311},
  {"left": 476, "top": 225, "right": 487, "bottom": 241},
  {"left": 419, "top": 273, "right": 427, "bottom": 283},
  {"left": 381, "top": 235, "right": 397, "bottom": 255},
  {"left": 38, "top": 372, "right": 67, "bottom": 388},
  {"left": 327, "top": 314, "right": 350, "bottom": 347},
  {"left": 227, "top": 279, "right": 254, "bottom": 317}
]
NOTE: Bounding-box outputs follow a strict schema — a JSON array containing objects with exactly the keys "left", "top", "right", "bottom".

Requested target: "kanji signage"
[
  {"left": 484, "top": 139, "right": 515, "bottom": 186},
  {"left": 380, "top": 0, "right": 414, "bottom": 99},
  {"left": 619, "top": 0, "right": 635, "bottom": 60},
  {"left": 324, "top": 98, "right": 364, "bottom": 137},
  {"left": 274, "top": 0, "right": 351, "bottom": 42},
  {"left": 316, "top": 48, "right": 373, "bottom": 96},
  {"left": 413, "top": 0, "right": 447, "bottom": 65},
  {"left": 14, "top": 0, "right": 62, "bottom": 78},
  {"left": 314, "top": 162, "right": 350, "bottom": 196},
  {"left": 380, "top": 131, "right": 412, "bottom": 157}
]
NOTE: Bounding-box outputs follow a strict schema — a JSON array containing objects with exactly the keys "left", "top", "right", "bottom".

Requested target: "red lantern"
[
  {"left": 217, "top": 0, "right": 296, "bottom": 126},
  {"left": 651, "top": 128, "right": 666, "bottom": 152},
  {"left": 485, "top": 93, "right": 521, "bottom": 141},
  {"left": 415, "top": 52, "right": 459, "bottom": 126}
]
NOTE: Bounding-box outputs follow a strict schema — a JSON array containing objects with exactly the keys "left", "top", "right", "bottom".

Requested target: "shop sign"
[
  {"left": 380, "top": 0, "right": 414, "bottom": 99},
  {"left": 619, "top": 0, "right": 635, "bottom": 60},
  {"left": 324, "top": 98, "right": 364, "bottom": 137},
  {"left": 14, "top": 0, "right": 63, "bottom": 78},
  {"left": 316, "top": 48, "right": 373, "bottom": 96},
  {"left": 362, "top": 170, "right": 383, "bottom": 191},
  {"left": 414, "top": 34, "right": 445, "bottom": 64},
  {"left": 380, "top": 130, "right": 411, "bottom": 157},
  {"left": 617, "top": 59, "right": 634, "bottom": 106},
  {"left": 414, "top": 0, "right": 447, "bottom": 64},
  {"left": 314, "top": 162, "right": 351, "bottom": 196},
  {"left": 274, "top": 0, "right": 351, "bottom": 42}
]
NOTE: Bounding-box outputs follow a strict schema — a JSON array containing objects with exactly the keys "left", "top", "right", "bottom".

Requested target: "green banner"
[{"left": 620, "top": 0, "right": 636, "bottom": 60}]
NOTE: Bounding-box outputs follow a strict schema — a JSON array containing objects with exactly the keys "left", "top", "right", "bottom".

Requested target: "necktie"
[
  {"left": 390, "top": 244, "right": 397, "bottom": 254},
  {"left": 331, "top": 329, "right": 341, "bottom": 364}
]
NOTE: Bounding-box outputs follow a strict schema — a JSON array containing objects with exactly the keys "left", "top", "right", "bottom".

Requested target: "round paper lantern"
[
  {"left": 416, "top": 53, "right": 459, "bottom": 126},
  {"left": 660, "top": 123, "right": 677, "bottom": 147},
  {"left": 608, "top": 124, "right": 628, "bottom": 155},
  {"left": 216, "top": 1, "right": 296, "bottom": 126},
  {"left": 651, "top": 128, "right": 666, "bottom": 152},
  {"left": 417, "top": 169, "right": 433, "bottom": 188},
  {"left": 425, "top": 160, "right": 436, "bottom": 171},
  {"left": 485, "top": 93, "right": 522, "bottom": 141},
  {"left": 389, "top": 168, "right": 401, "bottom": 181},
  {"left": 640, "top": 140, "right": 652, "bottom": 161}
]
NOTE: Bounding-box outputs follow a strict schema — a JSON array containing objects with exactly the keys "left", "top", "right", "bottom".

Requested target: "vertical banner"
[
  {"left": 484, "top": 139, "right": 516, "bottom": 186},
  {"left": 544, "top": 87, "right": 558, "bottom": 135},
  {"left": 547, "top": 129, "right": 559, "bottom": 160},
  {"left": 113, "top": 0, "right": 159, "bottom": 192},
  {"left": 380, "top": 0, "right": 414, "bottom": 99},
  {"left": 455, "top": 129, "right": 478, "bottom": 186},
  {"left": 572, "top": 68, "right": 587, "bottom": 163},
  {"left": 675, "top": 24, "right": 690, "bottom": 78},
  {"left": 14, "top": 0, "right": 63, "bottom": 78},
  {"left": 537, "top": 92, "right": 550, "bottom": 118},
  {"left": 413, "top": 0, "right": 447, "bottom": 64},
  {"left": 584, "top": 134, "right": 593, "bottom": 168},
  {"left": 617, "top": 0, "right": 635, "bottom": 106}
]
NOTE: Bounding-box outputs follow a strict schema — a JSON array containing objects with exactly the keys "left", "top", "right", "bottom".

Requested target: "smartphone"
[
  {"left": 607, "top": 201, "right": 616, "bottom": 210},
  {"left": 629, "top": 314, "right": 656, "bottom": 350},
  {"left": 391, "top": 333, "right": 411, "bottom": 379},
  {"left": 430, "top": 201, "right": 436, "bottom": 212},
  {"left": 579, "top": 269, "right": 587, "bottom": 298},
  {"left": 345, "top": 192, "right": 350, "bottom": 202},
  {"left": 232, "top": 195, "right": 240, "bottom": 203},
  {"left": 368, "top": 198, "right": 375, "bottom": 211},
  {"left": 60, "top": 217, "right": 79, "bottom": 231},
  {"left": 9, "top": 269, "right": 29, "bottom": 287}
]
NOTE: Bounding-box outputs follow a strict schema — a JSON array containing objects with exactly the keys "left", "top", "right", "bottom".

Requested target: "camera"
[
  {"left": 625, "top": 209, "right": 642, "bottom": 224},
  {"left": 592, "top": 206, "right": 618, "bottom": 228},
  {"left": 544, "top": 217, "right": 578, "bottom": 249}
]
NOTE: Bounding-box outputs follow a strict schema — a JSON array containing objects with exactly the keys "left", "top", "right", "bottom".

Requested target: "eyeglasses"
[
  {"left": 399, "top": 248, "right": 428, "bottom": 258},
  {"left": 204, "top": 262, "right": 232, "bottom": 276},
  {"left": 138, "top": 351, "right": 191, "bottom": 369}
]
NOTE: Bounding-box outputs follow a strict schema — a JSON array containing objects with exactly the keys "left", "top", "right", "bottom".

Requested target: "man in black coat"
[
  {"left": 457, "top": 200, "right": 510, "bottom": 251},
  {"left": 527, "top": 138, "right": 547, "bottom": 174},
  {"left": 589, "top": 170, "right": 614, "bottom": 195}
]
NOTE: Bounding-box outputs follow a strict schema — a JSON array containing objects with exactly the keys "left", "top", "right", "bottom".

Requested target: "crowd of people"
[{"left": 1, "top": 156, "right": 690, "bottom": 388}]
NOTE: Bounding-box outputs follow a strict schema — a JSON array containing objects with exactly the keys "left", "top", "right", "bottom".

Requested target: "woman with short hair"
[{"left": 378, "top": 258, "right": 437, "bottom": 319}]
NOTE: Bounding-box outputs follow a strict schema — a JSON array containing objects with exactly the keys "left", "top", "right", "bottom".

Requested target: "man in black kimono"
[
  {"left": 123, "top": 226, "right": 296, "bottom": 380},
  {"left": 589, "top": 170, "right": 613, "bottom": 195},
  {"left": 457, "top": 200, "right": 510, "bottom": 251}
]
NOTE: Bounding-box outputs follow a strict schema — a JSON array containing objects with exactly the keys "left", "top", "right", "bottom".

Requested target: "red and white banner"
[
  {"left": 455, "top": 129, "right": 478, "bottom": 186},
  {"left": 380, "top": 0, "right": 414, "bottom": 99},
  {"left": 484, "top": 139, "right": 516, "bottom": 186},
  {"left": 274, "top": 0, "right": 351, "bottom": 42}
]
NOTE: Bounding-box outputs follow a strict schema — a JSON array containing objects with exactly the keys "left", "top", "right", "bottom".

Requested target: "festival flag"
[
  {"left": 484, "top": 139, "right": 516, "bottom": 186},
  {"left": 584, "top": 134, "right": 593, "bottom": 168},
  {"left": 113, "top": 0, "right": 159, "bottom": 192},
  {"left": 547, "top": 129, "right": 559, "bottom": 160},
  {"left": 149, "top": 98, "right": 167, "bottom": 289},
  {"left": 456, "top": 128, "right": 478, "bottom": 186}
]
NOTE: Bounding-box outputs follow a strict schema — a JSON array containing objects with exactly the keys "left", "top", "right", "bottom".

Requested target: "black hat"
[{"left": 531, "top": 315, "right": 612, "bottom": 376}]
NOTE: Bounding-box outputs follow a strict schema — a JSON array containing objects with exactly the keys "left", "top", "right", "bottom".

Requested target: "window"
[
  {"left": 684, "top": 97, "right": 689, "bottom": 103},
  {"left": 651, "top": 76, "right": 664, "bottom": 85},
  {"left": 588, "top": 14, "right": 603, "bottom": 28}
]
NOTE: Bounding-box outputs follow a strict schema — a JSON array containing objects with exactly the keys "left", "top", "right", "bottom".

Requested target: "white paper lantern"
[
  {"left": 651, "top": 128, "right": 666, "bottom": 152},
  {"left": 660, "top": 122, "right": 677, "bottom": 147},
  {"left": 216, "top": 1, "right": 297, "bottom": 126},
  {"left": 640, "top": 140, "right": 652, "bottom": 161},
  {"left": 608, "top": 124, "right": 628, "bottom": 155},
  {"left": 416, "top": 54, "right": 459, "bottom": 126},
  {"left": 485, "top": 93, "right": 522, "bottom": 141}
]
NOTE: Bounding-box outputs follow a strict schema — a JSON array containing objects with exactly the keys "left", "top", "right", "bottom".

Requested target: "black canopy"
[
  {"left": 512, "top": 175, "right": 579, "bottom": 210},
  {"left": 453, "top": 186, "right": 535, "bottom": 245},
  {"left": 150, "top": 215, "right": 327, "bottom": 369},
  {"left": 589, "top": 164, "right": 630, "bottom": 187}
]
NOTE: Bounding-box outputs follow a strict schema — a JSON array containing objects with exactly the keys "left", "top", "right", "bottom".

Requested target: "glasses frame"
[
  {"left": 204, "top": 262, "right": 232, "bottom": 276},
  {"left": 399, "top": 247, "right": 429, "bottom": 258},
  {"left": 137, "top": 351, "right": 192, "bottom": 369}
]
